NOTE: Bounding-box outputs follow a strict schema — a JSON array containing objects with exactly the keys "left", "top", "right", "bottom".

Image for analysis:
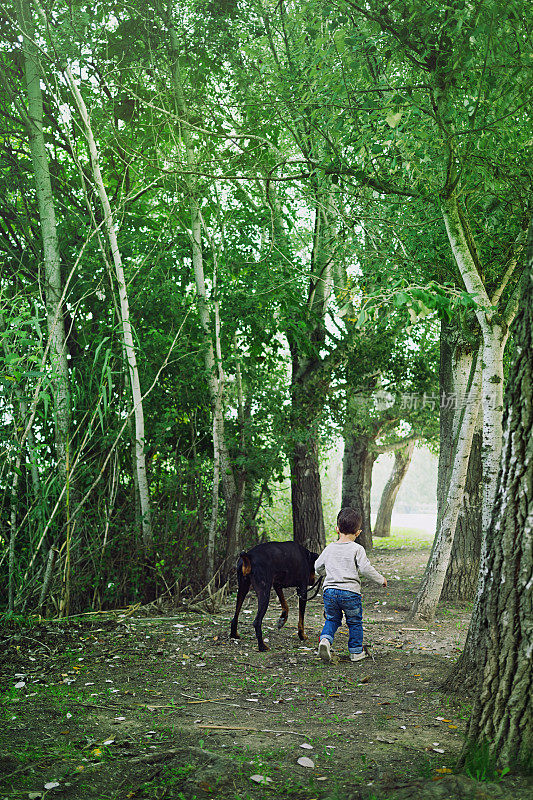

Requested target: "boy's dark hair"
[{"left": 337, "top": 507, "right": 362, "bottom": 534}]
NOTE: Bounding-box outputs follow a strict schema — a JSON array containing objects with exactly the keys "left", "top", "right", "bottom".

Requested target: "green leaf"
[{"left": 385, "top": 111, "right": 402, "bottom": 128}]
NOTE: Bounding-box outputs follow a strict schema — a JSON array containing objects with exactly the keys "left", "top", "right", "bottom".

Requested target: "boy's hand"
[{"left": 382, "top": 578, "right": 388, "bottom": 587}]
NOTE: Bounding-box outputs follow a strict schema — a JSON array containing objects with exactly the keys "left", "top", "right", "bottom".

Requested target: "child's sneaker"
[
  {"left": 318, "top": 639, "right": 331, "bottom": 663},
  {"left": 349, "top": 651, "right": 366, "bottom": 662}
]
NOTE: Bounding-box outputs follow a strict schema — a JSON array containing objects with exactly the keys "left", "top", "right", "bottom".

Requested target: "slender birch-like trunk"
[
  {"left": 409, "top": 355, "right": 482, "bottom": 621},
  {"left": 167, "top": 20, "right": 241, "bottom": 575},
  {"left": 437, "top": 325, "right": 483, "bottom": 600},
  {"left": 441, "top": 415, "right": 482, "bottom": 601},
  {"left": 65, "top": 69, "right": 153, "bottom": 556},
  {"left": 442, "top": 196, "right": 518, "bottom": 536},
  {"left": 373, "top": 440, "right": 415, "bottom": 537},
  {"left": 15, "top": 0, "right": 70, "bottom": 487}
]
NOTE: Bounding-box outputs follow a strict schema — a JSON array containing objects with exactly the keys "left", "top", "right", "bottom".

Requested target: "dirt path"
[{"left": 1, "top": 548, "right": 531, "bottom": 800}]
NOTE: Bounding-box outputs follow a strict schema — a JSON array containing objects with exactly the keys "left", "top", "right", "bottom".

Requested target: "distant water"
[{"left": 372, "top": 512, "right": 437, "bottom": 538}]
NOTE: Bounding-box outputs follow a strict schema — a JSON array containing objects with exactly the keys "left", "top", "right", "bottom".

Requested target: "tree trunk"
[
  {"left": 437, "top": 319, "right": 483, "bottom": 601},
  {"left": 291, "top": 436, "right": 326, "bottom": 553},
  {"left": 65, "top": 68, "right": 153, "bottom": 556},
  {"left": 441, "top": 419, "right": 482, "bottom": 601},
  {"left": 409, "top": 353, "right": 482, "bottom": 621},
  {"left": 341, "top": 431, "right": 375, "bottom": 550},
  {"left": 288, "top": 189, "right": 335, "bottom": 554},
  {"left": 167, "top": 22, "right": 242, "bottom": 576},
  {"left": 373, "top": 440, "right": 415, "bottom": 537},
  {"left": 16, "top": 0, "right": 70, "bottom": 488},
  {"left": 454, "top": 223, "right": 533, "bottom": 772},
  {"left": 442, "top": 196, "right": 517, "bottom": 540}
]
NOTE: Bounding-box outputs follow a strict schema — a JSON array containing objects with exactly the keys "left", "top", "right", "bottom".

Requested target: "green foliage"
[
  {"left": 0, "top": 0, "right": 529, "bottom": 612},
  {"left": 462, "top": 740, "right": 512, "bottom": 782}
]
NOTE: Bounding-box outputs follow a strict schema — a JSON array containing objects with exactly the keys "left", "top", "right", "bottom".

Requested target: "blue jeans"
[{"left": 320, "top": 588, "right": 363, "bottom": 654}]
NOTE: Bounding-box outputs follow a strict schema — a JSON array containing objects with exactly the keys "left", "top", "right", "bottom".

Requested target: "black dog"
[{"left": 230, "top": 541, "right": 319, "bottom": 651}]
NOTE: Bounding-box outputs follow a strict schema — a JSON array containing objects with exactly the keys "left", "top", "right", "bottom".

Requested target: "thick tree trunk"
[
  {"left": 373, "top": 440, "right": 415, "bottom": 538},
  {"left": 288, "top": 189, "right": 335, "bottom": 554},
  {"left": 65, "top": 68, "right": 153, "bottom": 556},
  {"left": 291, "top": 436, "right": 326, "bottom": 554},
  {"left": 454, "top": 224, "right": 533, "bottom": 772},
  {"left": 341, "top": 431, "right": 375, "bottom": 550},
  {"left": 409, "top": 354, "right": 482, "bottom": 621}
]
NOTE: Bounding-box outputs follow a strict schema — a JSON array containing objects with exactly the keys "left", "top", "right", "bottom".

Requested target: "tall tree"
[
  {"left": 64, "top": 66, "right": 154, "bottom": 557},
  {"left": 14, "top": 0, "right": 70, "bottom": 494},
  {"left": 453, "top": 223, "right": 532, "bottom": 770}
]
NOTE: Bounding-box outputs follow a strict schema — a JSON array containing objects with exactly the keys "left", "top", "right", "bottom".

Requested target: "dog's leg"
[
  {"left": 252, "top": 580, "right": 271, "bottom": 651},
  {"left": 274, "top": 585, "right": 289, "bottom": 629},
  {"left": 230, "top": 575, "right": 251, "bottom": 639},
  {"left": 297, "top": 590, "right": 308, "bottom": 641}
]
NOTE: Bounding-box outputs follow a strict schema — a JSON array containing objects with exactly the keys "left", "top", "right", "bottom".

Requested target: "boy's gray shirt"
[{"left": 314, "top": 541, "right": 384, "bottom": 594}]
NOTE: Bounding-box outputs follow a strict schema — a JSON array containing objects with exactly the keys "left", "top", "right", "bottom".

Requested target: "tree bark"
[
  {"left": 15, "top": 0, "right": 70, "bottom": 488},
  {"left": 65, "top": 68, "right": 153, "bottom": 556},
  {"left": 341, "top": 431, "right": 375, "bottom": 550},
  {"left": 441, "top": 419, "right": 482, "bottom": 601},
  {"left": 373, "top": 439, "right": 415, "bottom": 538},
  {"left": 291, "top": 436, "right": 326, "bottom": 554},
  {"left": 454, "top": 223, "right": 533, "bottom": 772},
  {"left": 437, "top": 320, "right": 483, "bottom": 601},
  {"left": 408, "top": 353, "right": 482, "bottom": 621},
  {"left": 288, "top": 188, "right": 336, "bottom": 554},
  {"left": 441, "top": 196, "right": 518, "bottom": 538}
]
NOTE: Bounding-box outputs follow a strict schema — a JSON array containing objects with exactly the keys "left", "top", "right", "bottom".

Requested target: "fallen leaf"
[
  {"left": 300, "top": 743, "right": 313, "bottom": 749},
  {"left": 297, "top": 757, "right": 315, "bottom": 768},
  {"left": 435, "top": 768, "right": 452, "bottom": 774},
  {"left": 250, "top": 775, "right": 273, "bottom": 784}
]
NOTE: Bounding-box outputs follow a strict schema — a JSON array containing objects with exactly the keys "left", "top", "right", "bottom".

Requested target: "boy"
[{"left": 314, "top": 507, "right": 387, "bottom": 663}]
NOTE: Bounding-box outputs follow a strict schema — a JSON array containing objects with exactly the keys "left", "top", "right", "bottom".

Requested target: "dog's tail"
[{"left": 239, "top": 550, "right": 252, "bottom": 576}]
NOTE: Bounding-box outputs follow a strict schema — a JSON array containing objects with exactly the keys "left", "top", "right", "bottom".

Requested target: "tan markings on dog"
[{"left": 298, "top": 610, "right": 308, "bottom": 640}]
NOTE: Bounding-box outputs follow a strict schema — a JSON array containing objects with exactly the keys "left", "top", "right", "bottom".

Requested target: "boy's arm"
[
  {"left": 314, "top": 549, "right": 327, "bottom": 577},
  {"left": 356, "top": 546, "right": 386, "bottom": 585}
]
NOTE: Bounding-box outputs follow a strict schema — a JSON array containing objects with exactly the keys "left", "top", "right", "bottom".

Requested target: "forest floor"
[{"left": 1, "top": 546, "right": 532, "bottom": 800}]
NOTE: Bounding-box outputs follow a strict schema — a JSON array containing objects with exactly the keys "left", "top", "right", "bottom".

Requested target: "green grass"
[{"left": 373, "top": 526, "right": 434, "bottom": 550}]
